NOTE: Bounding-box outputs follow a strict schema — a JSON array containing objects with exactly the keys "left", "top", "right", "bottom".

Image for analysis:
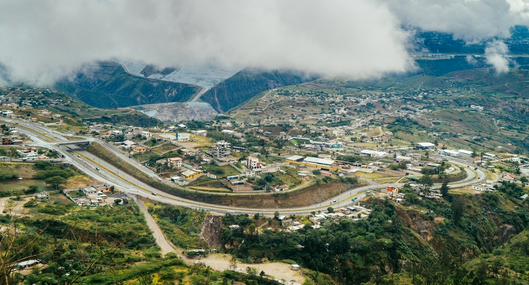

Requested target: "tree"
[
  {"left": 0, "top": 222, "right": 41, "bottom": 285},
  {"left": 440, "top": 181, "right": 450, "bottom": 199},
  {"left": 419, "top": 174, "right": 433, "bottom": 194},
  {"left": 451, "top": 198, "right": 465, "bottom": 225},
  {"left": 45, "top": 176, "right": 66, "bottom": 190},
  {"left": 521, "top": 176, "right": 528, "bottom": 186}
]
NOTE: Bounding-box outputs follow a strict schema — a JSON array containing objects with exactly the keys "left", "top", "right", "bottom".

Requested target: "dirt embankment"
[
  {"left": 201, "top": 215, "right": 223, "bottom": 248},
  {"left": 87, "top": 142, "right": 352, "bottom": 208}
]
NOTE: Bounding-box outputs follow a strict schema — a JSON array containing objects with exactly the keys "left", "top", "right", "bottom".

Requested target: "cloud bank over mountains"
[{"left": 0, "top": 0, "right": 528, "bottom": 86}]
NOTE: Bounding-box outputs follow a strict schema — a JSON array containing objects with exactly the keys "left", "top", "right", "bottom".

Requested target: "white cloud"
[
  {"left": 485, "top": 40, "right": 511, "bottom": 73},
  {"left": 466, "top": 55, "right": 478, "bottom": 65},
  {"left": 0, "top": 0, "right": 414, "bottom": 86},
  {"left": 386, "top": 0, "right": 529, "bottom": 40},
  {"left": 2, "top": 0, "right": 529, "bottom": 86}
]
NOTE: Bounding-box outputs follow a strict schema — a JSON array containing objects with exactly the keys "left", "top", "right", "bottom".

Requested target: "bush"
[{"left": 0, "top": 169, "right": 18, "bottom": 181}]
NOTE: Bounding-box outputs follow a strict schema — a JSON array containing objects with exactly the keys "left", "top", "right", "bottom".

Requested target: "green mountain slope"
[
  {"left": 55, "top": 62, "right": 200, "bottom": 109},
  {"left": 220, "top": 182, "right": 529, "bottom": 284},
  {"left": 200, "top": 69, "right": 313, "bottom": 112}
]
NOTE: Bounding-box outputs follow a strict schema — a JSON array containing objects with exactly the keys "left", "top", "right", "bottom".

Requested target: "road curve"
[{"left": 7, "top": 118, "right": 486, "bottom": 216}]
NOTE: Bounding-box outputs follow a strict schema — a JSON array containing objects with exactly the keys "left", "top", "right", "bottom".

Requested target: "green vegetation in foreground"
[
  {"left": 220, "top": 181, "right": 529, "bottom": 284},
  {"left": 2, "top": 202, "right": 158, "bottom": 284},
  {"left": 147, "top": 203, "right": 208, "bottom": 249},
  {"left": 87, "top": 142, "right": 355, "bottom": 208},
  {"left": 0, "top": 201, "right": 281, "bottom": 285},
  {"left": 0, "top": 161, "right": 79, "bottom": 197}
]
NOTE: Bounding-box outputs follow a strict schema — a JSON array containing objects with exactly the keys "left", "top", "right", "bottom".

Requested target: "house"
[
  {"left": 360, "top": 149, "right": 388, "bottom": 158},
  {"left": 0, "top": 110, "right": 14, "bottom": 117},
  {"left": 17, "top": 149, "right": 39, "bottom": 161},
  {"left": 141, "top": 131, "right": 152, "bottom": 139},
  {"left": 181, "top": 169, "right": 202, "bottom": 181},
  {"left": 82, "top": 186, "right": 97, "bottom": 195},
  {"left": 214, "top": 140, "right": 231, "bottom": 158},
  {"left": 246, "top": 156, "right": 263, "bottom": 171},
  {"left": 286, "top": 155, "right": 304, "bottom": 163},
  {"left": 457, "top": 149, "right": 474, "bottom": 157},
  {"left": 2, "top": 137, "right": 13, "bottom": 145},
  {"left": 416, "top": 142, "right": 436, "bottom": 151},
  {"left": 131, "top": 145, "right": 148, "bottom": 154},
  {"left": 16, "top": 259, "right": 41, "bottom": 270},
  {"left": 121, "top": 140, "right": 136, "bottom": 149},
  {"left": 192, "top": 130, "right": 208, "bottom": 137},
  {"left": 167, "top": 157, "right": 183, "bottom": 168},
  {"left": 440, "top": 149, "right": 460, "bottom": 157},
  {"left": 395, "top": 155, "right": 412, "bottom": 162},
  {"left": 171, "top": 176, "right": 186, "bottom": 185}
]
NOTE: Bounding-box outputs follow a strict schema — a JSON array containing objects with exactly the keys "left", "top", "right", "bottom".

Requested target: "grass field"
[
  {"left": 0, "top": 162, "right": 37, "bottom": 178},
  {"left": 151, "top": 142, "right": 179, "bottom": 155},
  {"left": 203, "top": 164, "right": 240, "bottom": 178},
  {"left": 0, "top": 179, "right": 47, "bottom": 197},
  {"left": 64, "top": 175, "right": 96, "bottom": 189}
]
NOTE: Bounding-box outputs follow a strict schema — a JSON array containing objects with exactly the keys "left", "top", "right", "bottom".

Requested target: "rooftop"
[{"left": 304, "top": 156, "right": 335, "bottom": 166}]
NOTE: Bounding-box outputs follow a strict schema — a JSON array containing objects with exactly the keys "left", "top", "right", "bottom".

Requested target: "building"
[
  {"left": 395, "top": 155, "right": 412, "bottom": 162},
  {"left": 215, "top": 140, "right": 231, "bottom": 158},
  {"left": 416, "top": 142, "right": 436, "bottom": 151},
  {"left": 167, "top": 157, "right": 183, "bottom": 168},
  {"left": 181, "top": 169, "right": 202, "bottom": 181},
  {"left": 17, "top": 149, "right": 39, "bottom": 161},
  {"left": 192, "top": 130, "right": 208, "bottom": 137},
  {"left": 286, "top": 155, "right": 304, "bottom": 163},
  {"left": 360, "top": 149, "right": 388, "bottom": 158},
  {"left": 121, "top": 140, "right": 136, "bottom": 150},
  {"left": 1, "top": 137, "right": 13, "bottom": 145},
  {"left": 246, "top": 156, "right": 263, "bottom": 171},
  {"left": 177, "top": 132, "right": 191, "bottom": 142},
  {"left": 131, "top": 145, "right": 149, "bottom": 154},
  {"left": 458, "top": 149, "right": 474, "bottom": 157},
  {"left": 440, "top": 149, "right": 460, "bottom": 157},
  {"left": 286, "top": 155, "right": 338, "bottom": 171},
  {"left": 0, "top": 110, "right": 14, "bottom": 117}
]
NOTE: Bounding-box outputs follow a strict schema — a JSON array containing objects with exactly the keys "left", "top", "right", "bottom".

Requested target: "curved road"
[{"left": 7, "top": 118, "right": 487, "bottom": 216}]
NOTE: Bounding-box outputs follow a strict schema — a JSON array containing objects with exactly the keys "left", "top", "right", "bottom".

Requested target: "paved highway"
[{"left": 6, "top": 118, "right": 487, "bottom": 216}]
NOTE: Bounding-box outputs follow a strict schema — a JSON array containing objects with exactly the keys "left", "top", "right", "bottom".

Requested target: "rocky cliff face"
[
  {"left": 55, "top": 61, "right": 200, "bottom": 109},
  {"left": 201, "top": 69, "right": 314, "bottom": 112}
]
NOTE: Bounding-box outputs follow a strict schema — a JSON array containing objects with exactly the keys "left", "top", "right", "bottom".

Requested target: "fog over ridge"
[{"left": 1, "top": 0, "right": 529, "bottom": 85}]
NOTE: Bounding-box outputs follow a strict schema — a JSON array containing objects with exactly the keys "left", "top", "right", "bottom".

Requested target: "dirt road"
[
  {"left": 135, "top": 197, "right": 176, "bottom": 256},
  {"left": 134, "top": 197, "right": 305, "bottom": 284}
]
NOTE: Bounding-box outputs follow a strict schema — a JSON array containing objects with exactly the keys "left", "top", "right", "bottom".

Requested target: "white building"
[
  {"left": 304, "top": 156, "right": 335, "bottom": 166},
  {"left": 440, "top": 149, "right": 460, "bottom": 157},
  {"left": 458, "top": 149, "right": 474, "bottom": 157},
  {"left": 247, "top": 156, "right": 263, "bottom": 171},
  {"left": 167, "top": 157, "right": 183, "bottom": 168},
  {"left": 192, "top": 130, "right": 208, "bottom": 137},
  {"left": 215, "top": 140, "right": 231, "bottom": 158},
  {"left": 360, "top": 149, "right": 388, "bottom": 158},
  {"left": 177, "top": 132, "right": 191, "bottom": 142},
  {"left": 416, "top": 142, "right": 436, "bottom": 151}
]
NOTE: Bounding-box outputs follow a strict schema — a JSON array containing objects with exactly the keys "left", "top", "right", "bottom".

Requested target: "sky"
[{"left": 0, "top": 0, "right": 529, "bottom": 85}]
